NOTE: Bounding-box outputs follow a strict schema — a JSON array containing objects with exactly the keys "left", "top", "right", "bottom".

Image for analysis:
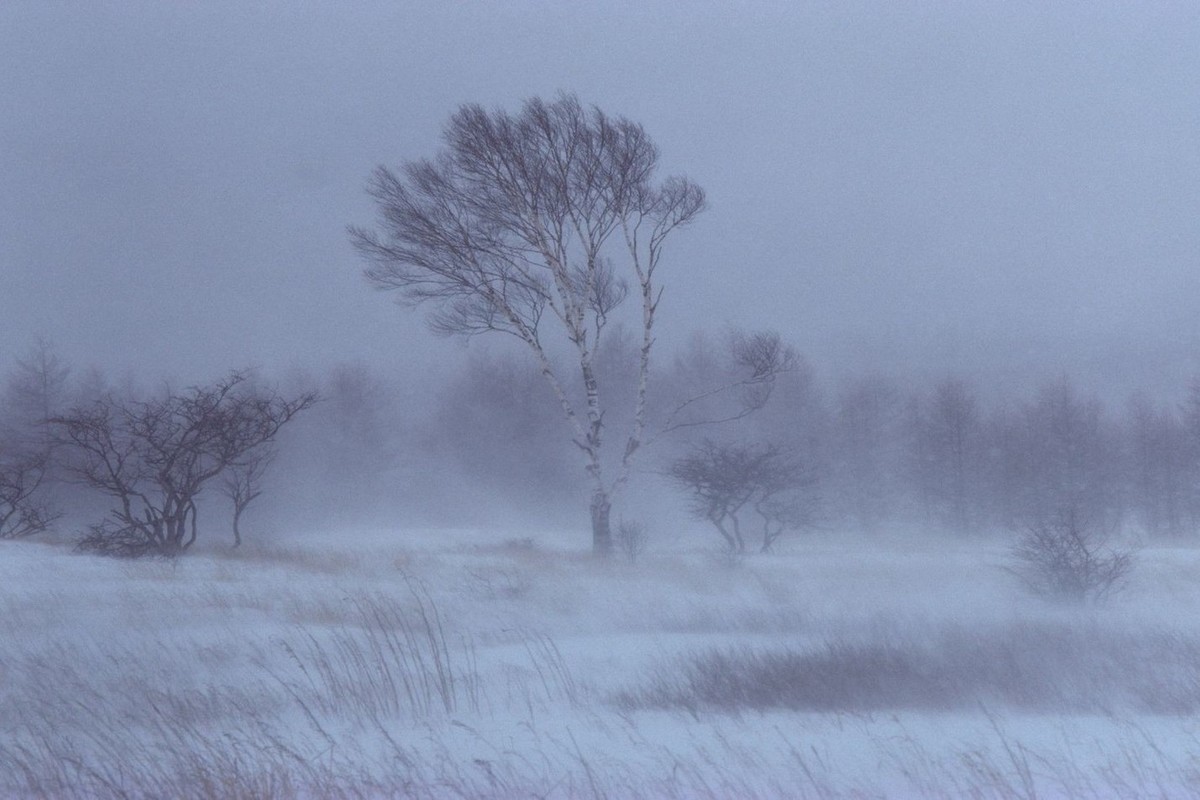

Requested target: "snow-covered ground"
[{"left": 4, "top": 526, "right": 1200, "bottom": 798}]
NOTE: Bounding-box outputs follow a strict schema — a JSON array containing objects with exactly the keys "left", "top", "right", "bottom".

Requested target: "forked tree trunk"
[{"left": 591, "top": 489, "right": 613, "bottom": 556}]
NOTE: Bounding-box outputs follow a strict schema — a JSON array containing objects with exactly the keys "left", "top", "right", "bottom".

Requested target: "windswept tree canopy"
[{"left": 349, "top": 93, "right": 706, "bottom": 345}]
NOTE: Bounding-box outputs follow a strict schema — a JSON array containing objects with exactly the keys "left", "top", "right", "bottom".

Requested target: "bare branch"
[
  {"left": 0, "top": 448, "right": 58, "bottom": 539},
  {"left": 655, "top": 330, "right": 798, "bottom": 440},
  {"left": 51, "top": 373, "right": 315, "bottom": 557}
]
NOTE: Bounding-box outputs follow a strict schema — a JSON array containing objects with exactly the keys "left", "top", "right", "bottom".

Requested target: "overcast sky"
[{"left": 3, "top": 1, "right": 1199, "bottom": 400}]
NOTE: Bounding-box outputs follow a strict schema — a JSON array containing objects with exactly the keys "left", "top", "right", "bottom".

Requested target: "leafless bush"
[
  {"left": 0, "top": 448, "right": 56, "bottom": 539},
  {"left": 53, "top": 372, "right": 314, "bottom": 558},
  {"left": 616, "top": 518, "right": 648, "bottom": 564},
  {"left": 668, "top": 439, "right": 817, "bottom": 553},
  {"left": 1007, "top": 511, "right": 1135, "bottom": 602}
]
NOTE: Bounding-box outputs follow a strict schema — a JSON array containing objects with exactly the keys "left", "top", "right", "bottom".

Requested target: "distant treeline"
[{"left": 4, "top": 335, "right": 1199, "bottom": 543}]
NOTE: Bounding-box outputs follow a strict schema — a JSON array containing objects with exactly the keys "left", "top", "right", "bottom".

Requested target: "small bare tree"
[
  {"left": 51, "top": 373, "right": 314, "bottom": 557},
  {"left": 1007, "top": 509, "right": 1135, "bottom": 602},
  {"left": 351, "top": 93, "right": 734, "bottom": 556},
  {"left": 669, "top": 440, "right": 816, "bottom": 554},
  {"left": 221, "top": 445, "right": 275, "bottom": 549}
]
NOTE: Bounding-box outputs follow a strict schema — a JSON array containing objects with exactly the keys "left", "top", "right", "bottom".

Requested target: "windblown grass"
[
  {"left": 618, "top": 621, "right": 1200, "bottom": 715},
  {"left": 5, "top": 531, "right": 1200, "bottom": 797}
]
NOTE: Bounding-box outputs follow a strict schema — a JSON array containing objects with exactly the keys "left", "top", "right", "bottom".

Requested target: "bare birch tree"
[{"left": 350, "top": 94, "right": 708, "bottom": 555}]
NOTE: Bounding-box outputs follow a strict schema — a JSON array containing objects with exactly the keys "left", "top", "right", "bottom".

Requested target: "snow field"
[{"left": 3, "top": 527, "right": 1200, "bottom": 797}]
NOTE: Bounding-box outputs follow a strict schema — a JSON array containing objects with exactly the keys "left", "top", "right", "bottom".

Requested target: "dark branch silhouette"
[{"left": 52, "top": 372, "right": 314, "bottom": 558}]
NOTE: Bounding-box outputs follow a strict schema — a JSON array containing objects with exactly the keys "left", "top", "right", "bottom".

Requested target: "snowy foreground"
[{"left": 4, "top": 527, "right": 1200, "bottom": 798}]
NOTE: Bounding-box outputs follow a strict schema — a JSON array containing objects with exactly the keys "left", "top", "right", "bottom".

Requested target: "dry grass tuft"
[{"left": 618, "top": 621, "right": 1200, "bottom": 716}]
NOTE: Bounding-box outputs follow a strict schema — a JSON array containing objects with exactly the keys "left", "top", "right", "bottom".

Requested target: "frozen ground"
[{"left": 4, "top": 525, "right": 1200, "bottom": 798}]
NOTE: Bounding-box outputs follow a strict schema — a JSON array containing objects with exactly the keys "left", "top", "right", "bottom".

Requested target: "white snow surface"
[{"left": 4, "top": 525, "right": 1200, "bottom": 798}]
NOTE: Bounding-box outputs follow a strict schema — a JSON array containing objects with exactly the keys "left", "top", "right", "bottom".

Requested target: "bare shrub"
[
  {"left": 1007, "top": 510, "right": 1135, "bottom": 602},
  {"left": 668, "top": 439, "right": 816, "bottom": 554},
  {"left": 0, "top": 449, "right": 56, "bottom": 539},
  {"left": 52, "top": 372, "right": 315, "bottom": 558}
]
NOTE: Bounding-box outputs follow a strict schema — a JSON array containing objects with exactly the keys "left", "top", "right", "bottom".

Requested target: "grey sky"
[{"left": 3, "top": 1, "right": 1198, "bottom": 399}]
